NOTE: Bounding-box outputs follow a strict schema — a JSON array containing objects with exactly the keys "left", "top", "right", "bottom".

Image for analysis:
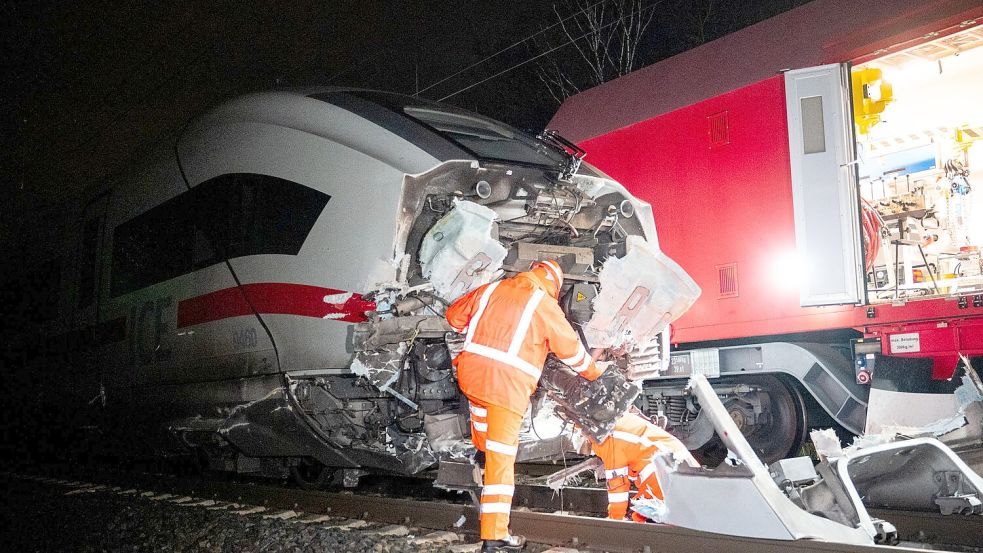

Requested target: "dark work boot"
[{"left": 481, "top": 534, "right": 526, "bottom": 552}]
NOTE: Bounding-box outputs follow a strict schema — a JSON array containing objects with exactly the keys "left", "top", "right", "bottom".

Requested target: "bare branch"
[{"left": 533, "top": 0, "right": 659, "bottom": 106}]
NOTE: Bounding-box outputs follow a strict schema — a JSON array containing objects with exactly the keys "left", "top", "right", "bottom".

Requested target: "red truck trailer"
[{"left": 550, "top": 0, "right": 983, "bottom": 464}]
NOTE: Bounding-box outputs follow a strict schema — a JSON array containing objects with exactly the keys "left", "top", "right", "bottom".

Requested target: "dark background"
[
  {"left": 0, "top": 0, "right": 816, "bottom": 465},
  {"left": 2, "top": 0, "right": 811, "bottom": 213}
]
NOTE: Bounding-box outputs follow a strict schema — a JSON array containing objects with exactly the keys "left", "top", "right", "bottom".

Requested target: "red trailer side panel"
[
  {"left": 580, "top": 76, "right": 983, "bottom": 349},
  {"left": 582, "top": 77, "right": 854, "bottom": 343}
]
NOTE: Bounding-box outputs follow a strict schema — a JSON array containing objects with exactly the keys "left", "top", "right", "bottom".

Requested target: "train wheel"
[
  {"left": 694, "top": 375, "right": 807, "bottom": 466},
  {"left": 733, "top": 375, "right": 807, "bottom": 464},
  {"left": 290, "top": 459, "right": 333, "bottom": 490}
]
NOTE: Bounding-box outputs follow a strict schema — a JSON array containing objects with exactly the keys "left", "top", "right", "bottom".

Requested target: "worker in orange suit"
[
  {"left": 446, "top": 259, "right": 605, "bottom": 553},
  {"left": 589, "top": 409, "right": 699, "bottom": 522}
]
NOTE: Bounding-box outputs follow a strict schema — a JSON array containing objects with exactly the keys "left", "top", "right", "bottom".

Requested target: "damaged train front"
[{"left": 288, "top": 153, "right": 700, "bottom": 479}]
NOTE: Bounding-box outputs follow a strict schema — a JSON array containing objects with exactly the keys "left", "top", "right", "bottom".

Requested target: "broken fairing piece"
[
  {"left": 631, "top": 496, "right": 668, "bottom": 523},
  {"left": 423, "top": 413, "right": 471, "bottom": 458},
  {"left": 350, "top": 347, "right": 419, "bottom": 410},
  {"left": 810, "top": 428, "right": 845, "bottom": 460},
  {"left": 544, "top": 457, "right": 604, "bottom": 491},
  {"left": 419, "top": 200, "right": 507, "bottom": 302},
  {"left": 651, "top": 375, "right": 874, "bottom": 544},
  {"left": 584, "top": 237, "right": 700, "bottom": 358},
  {"left": 830, "top": 437, "right": 983, "bottom": 516},
  {"left": 865, "top": 355, "right": 983, "bottom": 450}
]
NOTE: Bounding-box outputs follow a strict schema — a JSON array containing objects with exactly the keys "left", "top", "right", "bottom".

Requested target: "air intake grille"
[
  {"left": 717, "top": 263, "right": 738, "bottom": 298},
  {"left": 708, "top": 111, "right": 730, "bottom": 148}
]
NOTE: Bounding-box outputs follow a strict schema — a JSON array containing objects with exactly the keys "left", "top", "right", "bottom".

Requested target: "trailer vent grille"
[
  {"left": 717, "top": 263, "right": 738, "bottom": 298},
  {"left": 708, "top": 111, "right": 730, "bottom": 148}
]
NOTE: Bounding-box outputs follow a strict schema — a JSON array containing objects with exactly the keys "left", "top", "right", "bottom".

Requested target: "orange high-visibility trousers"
[
  {"left": 605, "top": 454, "right": 671, "bottom": 520},
  {"left": 592, "top": 412, "right": 697, "bottom": 521},
  {"left": 468, "top": 397, "right": 524, "bottom": 540}
]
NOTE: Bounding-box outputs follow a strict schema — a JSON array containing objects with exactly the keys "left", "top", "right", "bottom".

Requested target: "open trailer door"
[{"left": 785, "top": 63, "right": 865, "bottom": 307}]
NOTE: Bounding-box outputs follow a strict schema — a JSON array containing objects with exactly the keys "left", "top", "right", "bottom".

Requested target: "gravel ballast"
[{"left": 0, "top": 473, "right": 483, "bottom": 552}]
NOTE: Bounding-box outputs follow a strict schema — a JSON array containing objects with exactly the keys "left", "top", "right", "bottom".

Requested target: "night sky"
[{"left": 1, "top": 0, "right": 811, "bottom": 216}]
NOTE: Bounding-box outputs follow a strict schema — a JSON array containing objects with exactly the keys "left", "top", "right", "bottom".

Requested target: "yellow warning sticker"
[{"left": 576, "top": 292, "right": 586, "bottom": 302}]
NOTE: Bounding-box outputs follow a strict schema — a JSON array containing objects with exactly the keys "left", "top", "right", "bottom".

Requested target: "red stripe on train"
[{"left": 176, "top": 283, "right": 376, "bottom": 328}]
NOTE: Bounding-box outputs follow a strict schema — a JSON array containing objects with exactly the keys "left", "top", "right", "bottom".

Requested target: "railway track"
[{"left": 6, "top": 468, "right": 980, "bottom": 553}]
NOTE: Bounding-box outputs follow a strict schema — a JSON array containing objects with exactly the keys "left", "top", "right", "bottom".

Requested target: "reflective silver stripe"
[
  {"left": 464, "top": 343, "right": 542, "bottom": 380},
  {"left": 605, "top": 467, "right": 630, "bottom": 479},
  {"left": 482, "top": 484, "right": 515, "bottom": 496},
  {"left": 469, "top": 404, "right": 488, "bottom": 417},
  {"left": 558, "top": 342, "right": 587, "bottom": 365},
  {"left": 485, "top": 440, "right": 518, "bottom": 456},
  {"left": 464, "top": 281, "right": 500, "bottom": 348},
  {"left": 608, "top": 492, "right": 630, "bottom": 503},
  {"left": 638, "top": 462, "right": 658, "bottom": 483},
  {"left": 472, "top": 421, "right": 488, "bottom": 432},
  {"left": 461, "top": 281, "right": 543, "bottom": 380},
  {"left": 508, "top": 289, "right": 545, "bottom": 355},
  {"left": 480, "top": 502, "right": 512, "bottom": 514},
  {"left": 571, "top": 354, "right": 593, "bottom": 374},
  {"left": 612, "top": 431, "right": 644, "bottom": 444},
  {"left": 611, "top": 431, "right": 662, "bottom": 449}
]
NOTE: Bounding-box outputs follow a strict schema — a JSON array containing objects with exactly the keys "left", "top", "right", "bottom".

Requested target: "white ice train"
[{"left": 29, "top": 89, "right": 699, "bottom": 482}]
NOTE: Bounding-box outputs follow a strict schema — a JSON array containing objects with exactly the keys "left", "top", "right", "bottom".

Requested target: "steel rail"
[
  {"left": 509, "top": 484, "right": 983, "bottom": 550},
  {"left": 57, "top": 471, "right": 966, "bottom": 553}
]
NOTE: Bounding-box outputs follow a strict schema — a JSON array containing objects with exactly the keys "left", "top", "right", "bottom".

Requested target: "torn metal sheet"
[
  {"left": 423, "top": 413, "right": 472, "bottom": 459},
  {"left": 419, "top": 200, "right": 507, "bottom": 302},
  {"left": 544, "top": 457, "right": 604, "bottom": 491},
  {"left": 810, "top": 428, "right": 844, "bottom": 460},
  {"left": 651, "top": 375, "right": 874, "bottom": 544},
  {"left": 583, "top": 237, "right": 699, "bottom": 375},
  {"left": 833, "top": 437, "right": 983, "bottom": 516},
  {"left": 350, "top": 345, "right": 418, "bottom": 409},
  {"left": 865, "top": 389, "right": 966, "bottom": 435},
  {"left": 865, "top": 355, "right": 983, "bottom": 451}
]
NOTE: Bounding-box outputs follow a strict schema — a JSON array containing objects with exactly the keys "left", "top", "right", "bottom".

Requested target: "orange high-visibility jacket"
[
  {"left": 591, "top": 412, "right": 696, "bottom": 519},
  {"left": 446, "top": 268, "right": 603, "bottom": 415}
]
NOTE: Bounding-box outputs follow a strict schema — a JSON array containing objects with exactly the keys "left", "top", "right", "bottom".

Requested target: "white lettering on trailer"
[{"left": 889, "top": 333, "right": 921, "bottom": 353}]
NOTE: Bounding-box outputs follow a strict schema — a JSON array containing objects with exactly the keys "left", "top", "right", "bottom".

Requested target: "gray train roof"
[{"left": 194, "top": 88, "right": 569, "bottom": 174}]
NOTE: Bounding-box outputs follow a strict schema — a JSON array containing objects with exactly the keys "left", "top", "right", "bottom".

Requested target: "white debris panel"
[
  {"left": 419, "top": 200, "right": 506, "bottom": 302},
  {"left": 584, "top": 236, "right": 700, "bottom": 350},
  {"left": 865, "top": 355, "right": 983, "bottom": 449},
  {"left": 649, "top": 375, "right": 874, "bottom": 544}
]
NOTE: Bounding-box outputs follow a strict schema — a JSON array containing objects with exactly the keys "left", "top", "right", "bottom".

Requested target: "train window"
[
  {"left": 111, "top": 195, "right": 194, "bottom": 296},
  {"left": 312, "top": 90, "right": 568, "bottom": 168},
  {"left": 78, "top": 218, "right": 100, "bottom": 308},
  {"left": 111, "top": 174, "right": 329, "bottom": 296},
  {"left": 403, "top": 106, "right": 567, "bottom": 167}
]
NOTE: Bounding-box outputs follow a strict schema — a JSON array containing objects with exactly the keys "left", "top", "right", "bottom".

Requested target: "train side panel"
[
  {"left": 175, "top": 92, "right": 441, "bottom": 374},
  {"left": 578, "top": 76, "right": 857, "bottom": 344}
]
